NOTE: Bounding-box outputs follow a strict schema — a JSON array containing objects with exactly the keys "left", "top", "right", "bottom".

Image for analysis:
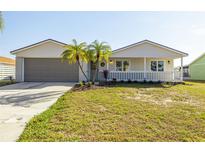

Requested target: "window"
[
  {"left": 116, "top": 60, "right": 129, "bottom": 71},
  {"left": 123, "top": 61, "right": 129, "bottom": 71},
  {"left": 151, "top": 61, "right": 157, "bottom": 71},
  {"left": 116, "top": 61, "right": 122, "bottom": 71},
  {"left": 151, "top": 61, "right": 164, "bottom": 72},
  {"left": 158, "top": 61, "right": 164, "bottom": 72}
]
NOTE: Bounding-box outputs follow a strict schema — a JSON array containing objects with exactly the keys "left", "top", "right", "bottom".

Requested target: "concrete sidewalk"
[{"left": 0, "top": 82, "right": 74, "bottom": 141}]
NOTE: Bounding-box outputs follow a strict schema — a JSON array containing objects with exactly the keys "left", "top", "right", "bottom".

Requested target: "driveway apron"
[{"left": 0, "top": 82, "right": 74, "bottom": 141}]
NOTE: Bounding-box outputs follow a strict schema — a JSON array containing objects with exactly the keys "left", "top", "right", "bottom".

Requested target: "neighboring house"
[
  {"left": 189, "top": 53, "right": 205, "bottom": 80},
  {"left": 11, "top": 39, "right": 188, "bottom": 82},
  {"left": 183, "top": 65, "right": 189, "bottom": 78},
  {"left": 0, "top": 56, "right": 15, "bottom": 80}
]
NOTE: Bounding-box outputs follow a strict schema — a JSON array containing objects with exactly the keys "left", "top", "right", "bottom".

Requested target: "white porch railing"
[{"left": 99, "top": 71, "right": 182, "bottom": 82}]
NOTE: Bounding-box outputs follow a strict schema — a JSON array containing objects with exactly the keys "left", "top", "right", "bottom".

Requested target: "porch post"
[
  {"left": 180, "top": 57, "right": 183, "bottom": 81},
  {"left": 144, "top": 57, "right": 146, "bottom": 80}
]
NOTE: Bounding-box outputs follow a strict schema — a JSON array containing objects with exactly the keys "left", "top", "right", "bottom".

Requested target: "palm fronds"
[{"left": 61, "top": 39, "right": 89, "bottom": 81}]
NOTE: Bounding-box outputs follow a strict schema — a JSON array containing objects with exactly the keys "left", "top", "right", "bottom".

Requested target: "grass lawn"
[
  {"left": 0, "top": 80, "right": 15, "bottom": 87},
  {"left": 18, "top": 81, "right": 205, "bottom": 142}
]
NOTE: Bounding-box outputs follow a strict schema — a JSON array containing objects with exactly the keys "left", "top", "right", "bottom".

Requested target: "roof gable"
[
  {"left": 12, "top": 40, "right": 67, "bottom": 58},
  {"left": 189, "top": 53, "right": 205, "bottom": 66},
  {"left": 10, "top": 39, "right": 67, "bottom": 54},
  {"left": 10, "top": 39, "right": 189, "bottom": 59},
  {"left": 112, "top": 40, "right": 188, "bottom": 58}
]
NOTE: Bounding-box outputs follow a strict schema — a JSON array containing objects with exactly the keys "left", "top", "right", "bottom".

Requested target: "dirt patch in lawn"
[{"left": 119, "top": 88, "right": 201, "bottom": 106}]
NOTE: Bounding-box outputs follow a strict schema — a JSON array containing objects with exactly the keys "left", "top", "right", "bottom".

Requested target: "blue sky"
[{"left": 1, "top": 11, "right": 205, "bottom": 66}]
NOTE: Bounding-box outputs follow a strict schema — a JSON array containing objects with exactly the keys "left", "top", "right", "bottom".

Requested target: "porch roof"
[{"left": 111, "top": 40, "right": 188, "bottom": 59}]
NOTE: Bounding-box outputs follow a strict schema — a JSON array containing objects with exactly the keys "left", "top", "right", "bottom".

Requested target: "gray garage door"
[{"left": 24, "top": 58, "right": 79, "bottom": 82}]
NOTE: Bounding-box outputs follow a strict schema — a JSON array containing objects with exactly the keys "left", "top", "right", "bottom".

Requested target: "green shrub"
[{"left": 79, "top": 81, "right": 84, "bottom": 87}]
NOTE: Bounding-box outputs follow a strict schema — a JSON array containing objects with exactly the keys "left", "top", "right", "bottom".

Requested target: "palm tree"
[
  {"left": 88, "top": 40, "right": 112, "bottom": 82},
  {"left": 61, "top": 39, "right": 89, "bottom": 81},
  {"left": 0, "top": 12, "right": 4, "bottom": 31}
]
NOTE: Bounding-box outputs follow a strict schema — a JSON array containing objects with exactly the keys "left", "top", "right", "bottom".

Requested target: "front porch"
[
  {"left": 98, "top": 57, "right": 183, "bottom": 82},
  {"left": 102, "top": 71, "right": 181, "bottom": 82}
]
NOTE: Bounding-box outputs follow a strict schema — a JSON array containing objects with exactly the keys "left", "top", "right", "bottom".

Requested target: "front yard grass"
[{"left": 18, "top": 81, "right": 205, "bottom": 141}]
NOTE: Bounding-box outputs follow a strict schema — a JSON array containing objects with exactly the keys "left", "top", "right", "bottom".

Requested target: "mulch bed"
[
  {"left": 70, "top": 81, "right": 185, "bottom": 92},
  {"left": 70, "top": 84, "right": 103, "bottom": 91}
]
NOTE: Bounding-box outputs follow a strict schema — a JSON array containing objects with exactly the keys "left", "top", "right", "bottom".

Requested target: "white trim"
[
  {"left": 113, "top": 40, "right": 188, "bottom": 57},
  {"left": 22, "top": 58, "right": 24, "bottom": 82},
  {"left": 107, "top": 71, "right": 175, "bottom": 82},
  {"left": 11, "top": 39, "right": 67, "bottom": 54},
  {"left": 144, "top": 57, "right": 146, "bottom": 79},
  {"left": 109, "top": 71, "right": 173, "bottom": 73},
  {"left": 181, "top": 57, "right": 183, "bottom": 81}
]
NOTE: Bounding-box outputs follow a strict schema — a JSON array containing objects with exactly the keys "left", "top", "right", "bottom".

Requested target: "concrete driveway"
[{"left": 0, "top": 82, "right": 74, "bottom": 141}]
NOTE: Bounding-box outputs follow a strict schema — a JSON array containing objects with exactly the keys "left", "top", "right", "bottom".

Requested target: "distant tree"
[
  {"left": 0, "top": 12, "right": 4, "bottom": 31},
  {"left": 61, "top": 39, "right": 89, "bottom": 81},
  {"left": 88, "top": 40, "right": 112, "bottom": 82}
]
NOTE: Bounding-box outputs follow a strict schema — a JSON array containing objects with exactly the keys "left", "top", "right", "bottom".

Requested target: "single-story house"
[
  {"left": 0, "top": 56, "right": 15, "bottom": 80},
  {"left": 189, "top": 53, "right": 205, "bottom": 80},
  {"left": 10, "top": 39, "right": 188, "bottom": 82}
]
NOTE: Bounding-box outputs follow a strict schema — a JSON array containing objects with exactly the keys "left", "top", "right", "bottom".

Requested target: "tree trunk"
[
  {"left": 92, "top": 59, "right": 99, "bottom": 83},
  {"left": 77, "top": 60, "right": 89, "bottom": 82}
]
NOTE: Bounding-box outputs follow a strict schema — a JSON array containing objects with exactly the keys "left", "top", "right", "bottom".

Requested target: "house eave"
[
  {"left": 10, "top": 39, "right": 67, "bottom": 55},
  {"left": 189, "top": 52, "right": 205, "bottom": 66},
  {"left": 112, "top": 39, "right": 188, "bottom": 57}
]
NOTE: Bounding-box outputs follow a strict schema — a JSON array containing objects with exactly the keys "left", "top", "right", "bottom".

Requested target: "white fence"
[
  {"left": 99, "top": 71, "right": 182, "bottom": 82},
  {"left": 0, "top": 63, "right": 15, "bottom": 80}
]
